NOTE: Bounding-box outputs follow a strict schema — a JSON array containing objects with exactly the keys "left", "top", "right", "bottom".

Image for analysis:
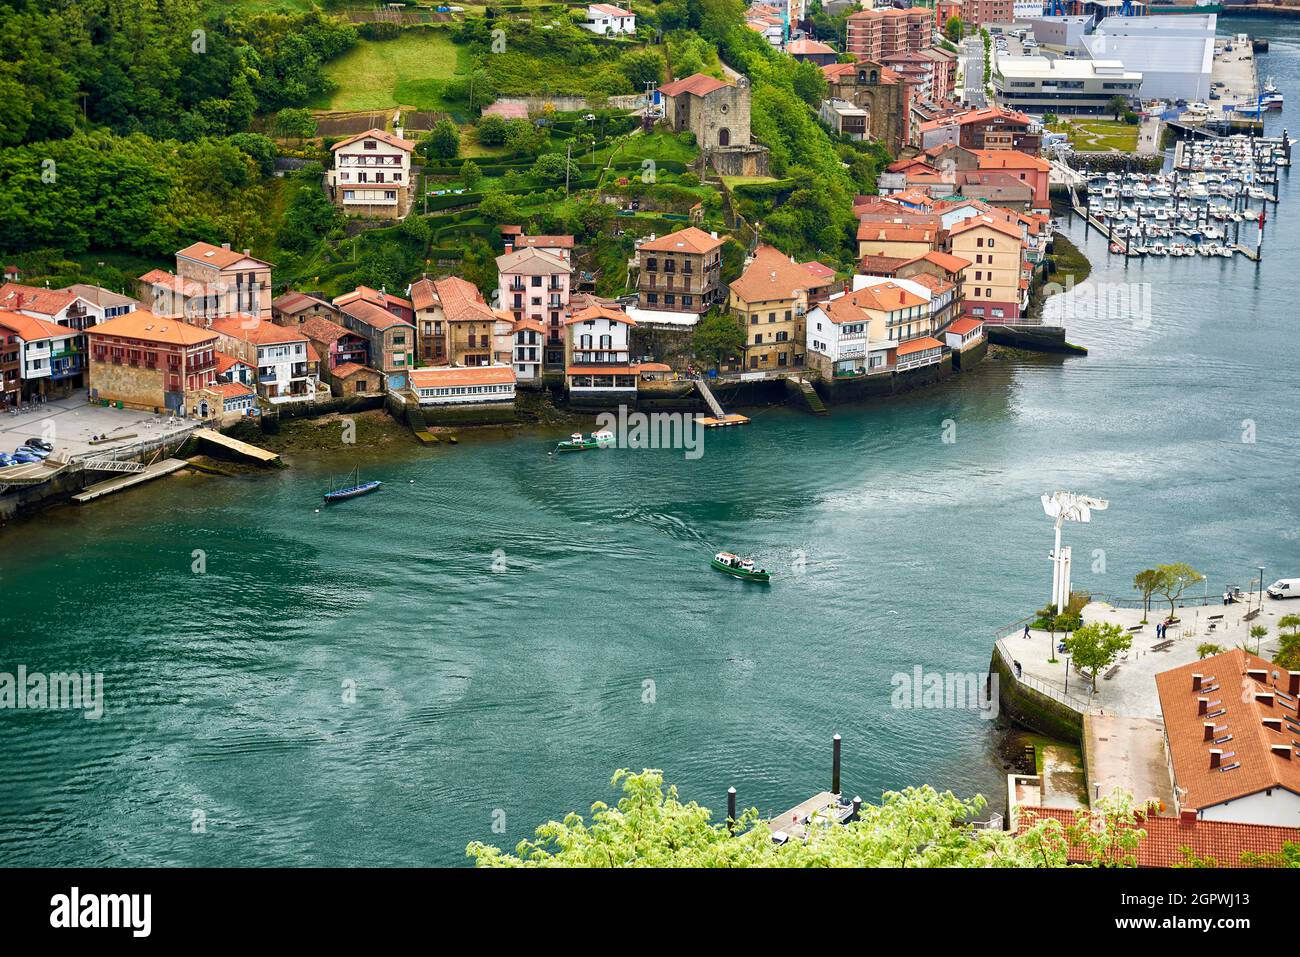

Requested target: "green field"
[
  {"left": 317, "top": 32, "right": 466, "bottom": 112},
  {"left": 1049, "top": 118, "right": 1138, "bottom": 153}
]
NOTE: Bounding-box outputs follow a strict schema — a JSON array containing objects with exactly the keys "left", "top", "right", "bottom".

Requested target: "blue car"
[
  {"left": 0, "top": 453, "right": 12, "bottom": 467},
  {"left": 11, "top": 450, "right": 41, "bottom": 464},
  {"left": 18, "top": 444, "right": 50, "bottom": 459}
]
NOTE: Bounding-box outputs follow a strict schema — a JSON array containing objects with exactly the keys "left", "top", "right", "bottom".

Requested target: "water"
[{"left": 2, "top": 18, "right": 1299, "bottom": 867}]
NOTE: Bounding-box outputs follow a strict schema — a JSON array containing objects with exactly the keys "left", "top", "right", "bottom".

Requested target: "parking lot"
[{"left": 1, "top": 396, "right": 199, "bottom": 460}]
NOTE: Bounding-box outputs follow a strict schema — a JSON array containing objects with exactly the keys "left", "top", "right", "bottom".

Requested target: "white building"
[
  {"left": 511, "top": 318, "right": 544, "bottom": 384},
  {"left": 563, "top": 303, "right": 638, "bottom": 394},
  {"left": 583, "top": 4, "right": 635, "bottom": 35},
  {"left": 327, "top": 128, "right": 416, "bottom": 220},
  {"left": 1081, "top": 13, "right": 1216, "bottom": 102},
  {"left": 410, "top": 365, "right": 517, "bottom": 406},
  {"left": 209, "top": 316, "right": 318, "bottom": 404},
  {"left": 994, "top": 55, "right": 1143, "bottom": 115},
  {"left": 0, "top": 310, "right": 78, "bottom": 398}
]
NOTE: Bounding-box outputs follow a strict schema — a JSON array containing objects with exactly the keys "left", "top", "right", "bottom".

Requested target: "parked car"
[
  {"left": 16, "top": 444, "right": 49, "bottom": 458},
  {"left": 11, "top": 450, "right": 41, "bottom": 464},
  {"left": 23, "top": 438, "right": 53, "bottom": 451},
  {"left": 0, "top": 452, "right": 12, "bottom": 467},
  {"left": 1267, "top": 578, "right": 1300, "bottom": 599}
]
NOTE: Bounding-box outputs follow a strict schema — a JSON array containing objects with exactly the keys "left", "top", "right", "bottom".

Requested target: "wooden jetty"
[
  {"left": 694, "top": 378, "right": 751, "bottom": 428},
  {"left": 192, "top": 428, "right": 280, "bottom": 463},
  {"left": 72, "top": 458, "right": 189, "bottom": 503}
]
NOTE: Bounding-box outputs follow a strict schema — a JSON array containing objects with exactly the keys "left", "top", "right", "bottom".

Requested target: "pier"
[
  {"left": 71, "top": 458, "right": 190, "bottom": 503},
  {"left": 192, "top": 428, "right": 281, "bottom": 463},
  {"left": 692, "top": 378, "right": 750, "bottom": 428}
]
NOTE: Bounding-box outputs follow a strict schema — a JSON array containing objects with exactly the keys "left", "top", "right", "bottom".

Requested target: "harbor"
[{"left": 1071, "top": 132, "right": 1289, "bottom": 258}]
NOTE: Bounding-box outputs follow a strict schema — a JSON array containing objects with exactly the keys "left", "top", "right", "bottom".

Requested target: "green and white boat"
[
  {"left": 711, "top": 551, "right": 770, "bottom": 583},
  {"left": 555, "top": 429, "right": 615, "bottom": 453}
]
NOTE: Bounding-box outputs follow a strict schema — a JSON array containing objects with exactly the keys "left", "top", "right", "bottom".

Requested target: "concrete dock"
[
  {"left": 192, "top": 428, "right": 280, "bottom": 463},
  {"left": 72, "top": 458, "right": 189, "bottom": 503}
]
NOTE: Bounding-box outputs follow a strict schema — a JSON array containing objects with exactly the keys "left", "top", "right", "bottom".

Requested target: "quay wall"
[
  {"left": 818, "top": 354, "right": 954, "bottom": 405},
  {"left": 988, "top": 642, "right": 1086, "bottom": 743},
  {"left": 987, "top": 325, "right": 1086, "bottom": 355}
]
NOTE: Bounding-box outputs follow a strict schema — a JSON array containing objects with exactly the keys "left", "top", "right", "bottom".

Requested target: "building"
[
  {"left": 298, "top": 316, "right": 369, "bottom": 375},
  {"left": 927, "top": 146, "right": 1052, "bottom": 211},
  {"left": 0, "top": 310, "right": 80, "bottom": 402},
  {"left": 657, "top": 73, "right": 769, "bottom": 176},
  {"left": 882, "top": 48, "right": 957, "bottom": 103},
  {"left": 993, "top": 55, "right": 1142, "bottom": 115},
  {"left": 805, "top": 280, "right": 938, "bottom": 379},
  {"left": 583, "top": 3, "right": 635, "bottom": 35},
  {"left": 0, "top": 283, "right": 103, "bottom": 390},
  {"left": 946, "top": 213, "right": 1027, "bottom": 320},
  {"left": 272, "top": 292, "right": 339, "bottom": 326},
  {"left": 636, "top": 227, "right": 726, "bottom": 316},
  {"left": 1025, "top": 15, "right": 1093, "bottom": 54},
  {"left": 327, "top": 128, "right": 416, "bottom": 220},
  {"left": 208, "top": 315, "right": 319, "bottom": 405},
  {"left": 85, "top": 309, "right": 219, "bottom": 415},
  {"left": 140, "top": 242, "right": 273, "bottom": 323},
  {"left": 857, "top": 220, "right": 940, "bottom": 261},
  {"left": 563, "top": 303, "right": 638, "bottom": 395},
  {"left": 0, "top": 317, "right": 20, "bottom": 408},
  {"left": 917, "top": 107, "right": 1042, "bottom": 154},
  {"left": 334, "top": 295, "right": 416, "bottom": 392},
  {"left": 333, "top": 286, "right": 414, "bottom": 325},
  {"left": 57, "top": 284, "right": 139, "bottom": 320},
  {"left": 328, "top": 362, "right": 383, "bottom": 396},
  {"left": 410, "top": 365, "right": 517, "bottom": 407},
  {"left": 845, "top": 8, "right": 935, "bottom": 61},
  {"left": 1156, "top": 649, "right": 1300, "bottom": 826},
  {"left": 943, "top": 315, "right": 985, "bottom": 353},
  {"left": 961, "top": 0, "right": 1014, "bottom": 25},
  {"left": 820, "top": 99, "right": 870, "bottom": 140},
  {"left": 788, "top": 38, "right": 839, "bottom": 66},
  {"left": 822, "top": 61, "right": 910, "bottom": 154},
  {"left": 511, "top": 318, "right": 545, "bottom": 384},
  {"left": 510, "top": 234, "right": 575, "bottom": 265},
  {"left": 729, "top": 246, "right": 834, "bottom": 372},
  {"left": 496, "top": 246, "right": 571, "bottom": 365},
  {"left": 409, "top": 276, "right": 507, "bottom": 368},
  {"left": 1080, "top": 13, "right": 1216, "bottom": 102}
]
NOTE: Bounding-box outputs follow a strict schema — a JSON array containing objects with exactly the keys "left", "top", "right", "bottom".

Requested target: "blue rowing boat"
[{"left": 324, "top": 467, "right": 381, "bottom": 503}]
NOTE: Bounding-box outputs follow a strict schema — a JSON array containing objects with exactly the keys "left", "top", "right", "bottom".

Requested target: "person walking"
[{"left": 1023, "top": 623, "right": 1030, "bottom": 639}]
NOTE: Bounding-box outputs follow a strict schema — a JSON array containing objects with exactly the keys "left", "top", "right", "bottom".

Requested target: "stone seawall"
[{"left": 988, "top": 642, "right": 1085, "bottom": 744}]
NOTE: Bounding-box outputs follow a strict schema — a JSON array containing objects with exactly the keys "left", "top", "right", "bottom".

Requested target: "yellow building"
[
  {"left": 856, "top": 221, "right": 938, "bottom": 261},
  {"left": 946, "top": 215, "right": 1025, "bottom": 321},
  {"left": 729, "top": 246, "right": 836, "bottom": 371}
]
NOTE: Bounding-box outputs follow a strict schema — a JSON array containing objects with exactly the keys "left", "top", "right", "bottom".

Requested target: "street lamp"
[
  {"left": 1259, "top": 565, "right": 1266, "bottom": 613},
  {"left": 1063, "top": 650, "right": 1071, "bottom": 695}
]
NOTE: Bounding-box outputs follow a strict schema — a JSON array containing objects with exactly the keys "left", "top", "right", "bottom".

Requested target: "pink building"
[{"left": 496, "top": 244, "right": 572, "bottom": 369}]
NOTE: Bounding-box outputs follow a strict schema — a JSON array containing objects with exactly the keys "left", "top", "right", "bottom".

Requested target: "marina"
[{"left": 1072, "top": 132, "right": 1290, "bottom": 260}]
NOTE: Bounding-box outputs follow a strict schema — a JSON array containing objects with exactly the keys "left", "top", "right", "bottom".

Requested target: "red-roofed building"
[
  {"left": 410, "top": 364, "right": 516, "bottom": 407},
  {"left": 564, "top": 304, "right": 638, "bottom": 394},
  {"left": 0, "top": 309, "right": 80, "bottom": 402},
  {"left": 846, "top": 7, "right": 935, "bottom": 61},
  {"left": 637, "top": 228, "right": 727, "bottom": 316},
  {"left": 334, "top": 288, "right": 417, "bottom": 390},
  {"left": 583, "top": 3, "right": 635, "bottom": 35},
  {"left": 787, "top": 38, "right": 839, "bottom": 66},
  {"left": 657, "top": 73, "right": 761, "bottom": 161},
  {"left": 946, "top": 214, "right": 1027, "bottom": 321},
  {"left": 84, "top": 309, "right": 220, "bottom": 415},
  {"left": 138, "top": 242, "right": 274, "bottom": 323},
  {"left": 823, "top": 60, "right": 910, "bottom": 154},
  {"left": 207, "top": 315, "right": 320, "bottom": 404}
]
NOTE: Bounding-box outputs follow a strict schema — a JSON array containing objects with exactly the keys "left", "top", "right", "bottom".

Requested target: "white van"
[{"left": 1267, "top": 578, "right": 1300, "bottom": 599}]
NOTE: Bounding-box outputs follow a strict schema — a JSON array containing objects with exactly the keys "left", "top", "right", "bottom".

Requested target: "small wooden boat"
[
  {"left": 324, "top": 466, "right": 381, "bottom": 503},
  {"left": 555, "top": 429, "right": 615, "bottom": 453},
  {"left": 711, "top": 551, "right": 770, "bottom": 583}
]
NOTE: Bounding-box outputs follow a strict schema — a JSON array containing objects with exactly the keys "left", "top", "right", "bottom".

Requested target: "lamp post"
[
  {"left": 1259, "top": 565, "right": 1266, "bottom": 614},
  {"left": 1064, "top": 650, "right": 1071, "bottom": 696}
]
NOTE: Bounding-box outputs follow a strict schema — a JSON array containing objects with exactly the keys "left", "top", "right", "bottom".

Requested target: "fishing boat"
[
  {"left": 324, "top": 466, "right": 381, "bottom": 503},
  {"left": 555, "top": 429, "right": 615, "bottom": 453},
  {"left": 711, "top": 551, "right": 770, "bottom": 583}
]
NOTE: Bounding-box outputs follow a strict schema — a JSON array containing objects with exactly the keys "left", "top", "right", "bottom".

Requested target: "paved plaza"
[{"left": 0, "top": 396, "right": 198, "bottom": 460}]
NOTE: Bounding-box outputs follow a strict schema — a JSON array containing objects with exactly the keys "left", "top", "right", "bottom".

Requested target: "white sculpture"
[{"left": 1041, "top": 492, "right": 1109, "bottom": 615}]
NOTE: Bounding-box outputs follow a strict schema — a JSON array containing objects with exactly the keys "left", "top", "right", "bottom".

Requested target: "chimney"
[
  {"left": 1179, "top": 809, "right": 1197, "bottom": 826},
  {"left": 243, "top": 248, "right": 250, "bottom": 257},
  {"left": 1191, "top": 673, "right": 1203, "bottom": 691},
  {"left": 1248, "top": 668, "right": 1268, "bottom": 683},
  {"left": 1197, "top": 697, "right": 1208, "bottom": 715},
  {"left": 1203, "top": 722, "right": 1215, "bottom": 742},
  {"left": 1209, "top": 749, "right": 1222, "bottom": 769},
  {"left": 1289, "top": 672, "right": 1300, "bottom": 696},
  {"left": 222, "top": 242, "right": 231, "bottom": 250},
  {"left": 505, "top": 240, "right": 514, "bottom": 254},
  {"left": 1272, "top": 744, "right": 1293, "bottom": 760}
]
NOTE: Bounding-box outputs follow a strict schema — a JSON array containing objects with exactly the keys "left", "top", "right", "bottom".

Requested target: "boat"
[
  {"left": 1262, "top": 78, "right": 1283, "bottom": 110},
  {"left": 711, "top": 551, "right": 770, "bottom": 583},
  {"left": 324, "top": 466, "right": 381, "bottom": 503},
  {"left": 555, "top": 429, "right": 615, "bottom": 453}
]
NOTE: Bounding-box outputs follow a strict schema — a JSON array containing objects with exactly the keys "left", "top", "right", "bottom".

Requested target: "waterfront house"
[
  {"left": 214, "top": 351, "right": 255, "bottom": 389},
  {"left": 636, "top": 227, "right": 726, "bottom": 316},
  {"left": 57, "top": 283, "right": 140, "bottom": 321},
  {"left": 272, "top": 291, "right": 340, "bottom": 326},
  {"left": 298, "top": 316, "right": 369, "bottom": 375},
  {"left": 805, "top": 280, "right": 937, "bottom": 379},
  {"left": 410, "top": 365, "right": 516, "bottom": 407},
  {"left": 334, "top": 294, "right": 415, "bottom": 392},
  {"left": 583, "top": 4, "right": 635, "bottom": 35},
  {"left": 562, "top": 303, "right": 637, "bottom": 395},
  {"left": 208, "top": 315, "right": 320, "bottom": 405},
  {"left": 327, "top": 128, "right": 416, "bottom": 220},
  {"left": 0, "top": 317, "right": 19, "bottom": 408},
  {"left": 139, "top": 242, "right": 273, "bottom": 323},
  {"left": 203, "top": 381, "right": 257, "bottom": 423},
  {"left": 333, "top": 286, "right": 414, "bottom": 324},
  {"left": 496, "top": 246, "right": 571, "bottom": 368},
  {"left": 0, "top": 309, "right": 79, "bottom": 403},
  {"left": 0, "top": 283, "right": 101, "bottom": 392},
  {"left": 85, "top": 309, "right": 219, "bottom": 415},
  {"left": 1155, "top": 649, "right": 1300, "bottom": 827},
  {"left": 511, "top": 318, "right": 544, "bottom": 385},
  {"left": 943, "top": 316, "right": 986, "bottom": 353},
  {"left": 329, "top": 362, "right": 384, "bottom": 397},
  {"left": 408, "top": 276, "right": 450, "bottom": 366},
  {"left": 729, "top": 245, "right": 835, "bottom": 372},
  {"left": 946, "top": 214, "right": 1027, "bottom": 322}
]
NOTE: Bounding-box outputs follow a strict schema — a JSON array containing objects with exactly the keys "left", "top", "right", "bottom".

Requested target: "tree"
[
  {"left": 477, "top": 189, "right": 522, "bottom": 226},
  {"left": 460, "top": 160, "right": 482, "bottom": 190},
  {"left": 1063, "top": 621, "right": 1131, "bottom": 693},
  {"left": 467, "top": 768, "right": 1070, "bottom": 867},
  {"left": 532, "top": 151, "right": 577, "bottom": 185},
  {"left": 1248, "top": 624, "right": 1268, "bottom": 655},
  {"left": 620, "top": 48, "right": 664, "bottom": 89},
  {"left": 423, "top": 118, "right": 461, "bottom": 161},
  {"left": 1154, "top": 562, "right": 1204, "bottom": 617},
  {"left": 273, "top": 107, "right": 317, "bottom": 144},
  {"left": 226, "top": 133, "right": 278, "bottom": 178},
  {"left": 1279, "top": 614, "right": 1300, "bottom": 639},
  {"left": 1133, "top": 569, "right": 1162, "bottom": 623},
  {"left": 1062, "top": 790, "right": 1161, "bottom": 867},
  {"left": 1197, "top": 642, "right": 1224, "bottom": 659},
  {"left": 945, "top": 16, "right": 963, "bottom": 43},
  {"left": 692, "top": 310, "right": 744, "bottom": 371},
  {"left": 1108, "top": 94, "right": 1129, "bottom": 121},
  {"left": 476, "top": 113, "right": 509, "bottom": 147}
]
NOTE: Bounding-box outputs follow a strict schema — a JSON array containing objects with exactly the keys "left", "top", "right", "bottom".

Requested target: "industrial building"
[{"left": 1080, "top": 13, "right": 1216, "bottom": 101}]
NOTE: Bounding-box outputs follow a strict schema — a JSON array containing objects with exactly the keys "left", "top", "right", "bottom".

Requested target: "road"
[{"left": 961, "top": 36, "right": 987, "bottom": 108}]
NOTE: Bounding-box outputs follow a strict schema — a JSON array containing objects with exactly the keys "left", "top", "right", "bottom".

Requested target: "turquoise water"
[{"left": 2, "top": 18, "right": 1299, "bottom": 867}]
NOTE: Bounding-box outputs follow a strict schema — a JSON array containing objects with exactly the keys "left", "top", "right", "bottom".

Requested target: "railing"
[{"left": 991, "top": 634, "right": 1093, "bottom": 712}]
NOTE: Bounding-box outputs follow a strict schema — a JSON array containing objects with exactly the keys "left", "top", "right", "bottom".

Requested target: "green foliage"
[
  {"left": 946, "top": 17, "right": 963, "bottom": 43},
  {"left": 422, "top": 118, "right": 461, "bottom": 161},
  {"left": 459, "top": 236, "right": 499, "bottom": 297},
  {"left": 476, "top": 114, "right": 510, "bottom": 147},
  {"left": 477, "top": 189, "right": 523, "bottom": 226},
  {"left": 1197, "top": 642, "right": 1225, "bottom": 659},
  {"left": 273, "top": 108, "right": 317, "bottom": 143},
  {"left": 1061, "top": 791, "right": 1161, "bottom": 867},
  {"left": 692, "top": 309, "right": 744, "bottom": 370},
  {"left": 460, "top": 160, "right": 483, "bottom": 190},
  {"left": 226, "top": 133, "right": 278, "bottom": 178},
  {"left": 1154, "top": 562, "right": 1205, "bottom": 616},
  {"left": 278, "top": 178, "right": 344, "bottom": 253},
  {"left": 1063, "top": 621, "right": 1132, "bottom": 692},
  {"left": 468, "top": 768, "right": 1070, "bottom": 867},
  {"left": 532, "top": 151, "right": 579, "bottom": 185}
]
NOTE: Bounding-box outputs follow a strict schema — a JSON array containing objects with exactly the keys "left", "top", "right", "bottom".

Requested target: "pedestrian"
[
  {"left": 1013, "top": 660, "right": 1023, "bottom": 678},
  {"left": 1023, "top": 623, "right": 1030, "bottom": 639}
]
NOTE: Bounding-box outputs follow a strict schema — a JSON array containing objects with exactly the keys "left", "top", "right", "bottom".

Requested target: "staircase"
[
  {"left": 80, "top": 458, "right": 146, "bottom": 474},
  {"left": 791, "top": 377, "right": 828, "bottom": 416},
  {"left": 694, "top": 377, "right": 726, "bottom": 418}
]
